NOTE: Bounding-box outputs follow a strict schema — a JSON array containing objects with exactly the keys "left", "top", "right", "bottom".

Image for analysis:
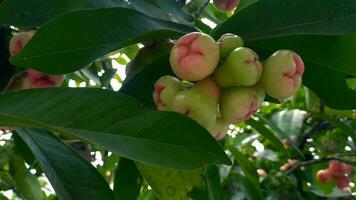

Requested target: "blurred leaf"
[
  {"left": 114, "top": 158, "right": 143, "bottom": 200},
  {"left": 136, "top": 162, "right": 205, "bottom": 200},
  {"left": 271, "top": 109, "right": 307, "bottom": 140},
  {"left": 256, "top": 114, "right": 305, "bottom": 159},
  {"left": 11, "top": 7, "right": 196, "bottom": 74},
  {"left": 233, "top": 173, "right": 263, "bottom": 200},
  {"left": 0, "top": 88, "right": 230, "bottom": 169},
  {"left": 316, "top": 114, "right": 356, "bottom": 142},
  {"left": 204, "top": 165, "right": 222, "bottom": 200},
  {"left": 9, "top": 154, "right": 43, "bottom": 200},
  {"left": 245, "top": 118, "right": 285, "bottom": 151},
  {"left": 213, "top": 0, "right": 356, "bottom": 40},
  {"left": 16, "top": 128, "right": 115, "bottom": 200}
]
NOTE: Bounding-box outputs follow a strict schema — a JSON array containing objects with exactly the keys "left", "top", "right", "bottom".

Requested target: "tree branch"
[{"left": 195, "top": 0, "right": 210, "bottom": 19}]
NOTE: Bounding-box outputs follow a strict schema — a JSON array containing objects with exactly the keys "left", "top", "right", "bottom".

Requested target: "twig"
[
  {"left": 195, "top": 0, "right": 210, "bottom": 19},
  {"left": 287, "top": 152, "right": 356, "bottom": 174}
]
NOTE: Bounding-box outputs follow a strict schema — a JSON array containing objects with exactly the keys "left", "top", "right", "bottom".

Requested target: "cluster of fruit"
[
  {"left": 316, "top": 160, "right": 352, "bottom": 192},
  {"left": 153, "top": 32, "right": 304, "bottom": 140},
  {"left": 6, "top": 31, "right": 64, "bottom": 90}
]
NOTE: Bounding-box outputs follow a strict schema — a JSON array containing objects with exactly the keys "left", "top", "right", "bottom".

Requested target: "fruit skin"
[
  {"left": 328, "top": 160, "right": 352, "bottom": 178},
  {"left": 23, "top": 69, "right": 64, "bottom": 89},
  {"left": 217, "top": 33, "right": 244, "bottom": 61},
  {"left": 153, "top": 75, "right": 184, "bottom": 111},
  {"left": 215, "top": 47, "right": 262, "bottom": 87},
  {"left": 9, "top": 31, "right": 35, "bottom": 56},
  {"left": 219, "top": 86, "right": 265, "bottom": 124},
  {"left": 208, "top": 117, "right": 229, "bottom": 140},
  {"left": 213, "top": 0, "right": 239, "bottom": 11},
  {"left": 171, "top": 79, "right": 219, "bottom": 130},
  {"left": 259, "top": 50, "right": 304, "bottom": 99},
  {"left": 335, "top": 175, "right": 350, "bottom": 190},
  {"left": 316, "top": 169, "right": 331, "bottom": 183},
  {"left": 170, "top": 32, "right": 219, "bottom": 81}
]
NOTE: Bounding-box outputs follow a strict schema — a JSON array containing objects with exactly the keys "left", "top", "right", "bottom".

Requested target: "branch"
[{"left": 287, "top": 152, "right": 356, "bottom": 174}]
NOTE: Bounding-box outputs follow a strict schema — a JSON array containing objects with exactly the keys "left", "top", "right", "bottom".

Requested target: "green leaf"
[
  {"left": 227, "top": 147, "right": 259, "bottom": 186},
  {"left": 16, "top": 128, "right": 115, "bottom": 200},
  {"left": 9, "top": 154, "right": 43, "bottom": 200},
  {"left": 114, "top": 158, "right": 143, "bottom": 200},
  {"left": 247, "top": 35, "right": 356, "bottom": 110},
  {"left": 233, "top": 173, "right": 263, "bottom": 200},
  {"left": 204, "top": 165, "right": 222, "bottom": 200},
  {"left": 255, "top": 114, "right": 305, "bottom": 159},
  {"left": 0, "top": 88, "right": 230, "bottom": 169},
  {"left": 245, "top": 118, "right": 285, "bottom": 151},
  {"left": 136, "top": 162, "right": 205, "bottom": 200},
  {"left": 11, "top": 7, "right": 196, "bottom": 74},
  {"left": 271, "top": 109, "right": 307, "bottom": 140},
  {"left": 0, "top": 0, "right": 124, "bottom": 28},
  {"left": 212, "top": 0, "right": 356, "bottom": 40}
]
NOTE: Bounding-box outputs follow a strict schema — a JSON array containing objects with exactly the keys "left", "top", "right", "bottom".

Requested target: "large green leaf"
[
  {"left": 271, "top": 109, "right": 307, "bottom": 140},
  {"left": 16, "top": 128, "right": 115, "bottom": 200},
  {"left": 0, "top": 88, "right": 230, "bottom": 169},
  {"left": 0, "top": 0, "right": 192, "bottom": 28},
  {"left": 247, "top": 35, "right": 356, "bottom": 110},
  {"left": 212, "top": 0, "right": 356, "bottom": 40},
  {"left": 114, "top": 158, "right": 143, "bottom": 200},
  {"left": 0, "top": 0, "right": 124, "bottom": 28},
  {"left": 10, "top": 7, "right": 195, "bottom": 74},
  {"left": 136, "top": 162, "right": 205, "bottom": 200}
]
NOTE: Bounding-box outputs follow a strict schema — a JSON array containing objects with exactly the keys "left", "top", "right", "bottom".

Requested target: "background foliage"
[{"left": 0, "top": 0, "right": 355, "bottom": 199}]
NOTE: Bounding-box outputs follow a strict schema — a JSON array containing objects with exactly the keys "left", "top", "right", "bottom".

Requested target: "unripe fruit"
[
  {"left": 260, "top": 50, "right": 304, "bottom": 99},
  {"left": 217, "top": 33, "right": 244, "bottom": 61},
  {"left": 170, "top": 32, "right": 219, "bottom": 81},
  {"left": 209, "top": 117, "right": 229, "bottom": 140},
  {"left": 171, "top": 79, "right": 219, "bottom": 130},
  {"left": 316, "top": 169, "right": 331, "bottom": 183},
  {"left": 213, "top": 0, "right": 239, "bottom": 11},
  {"left": 23, "top": 69, "right": 64, "bottom": 89},
  {"left": 220, "top": 86, "right": 265, "bottom": 124},
  {"left": 9, "top": 31, "right": 35, "bottom": 56},
  {"left": 153, "top": 75, "right": 184, "bottom": 111},
  {"left": 215, "top": 47, "right": 262, "bottom": 87}
]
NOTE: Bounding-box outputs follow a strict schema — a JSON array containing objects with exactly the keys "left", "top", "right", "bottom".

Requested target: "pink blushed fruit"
[
  {"left": 153, "top": 75, "right": 183, "bottom": 111},
  {"left": 9, "top": 31, "right": 35, "bottom": 56},
  {"left": 170, "top": 32, "right": 219, "bottom": 81},
  {"left": 217, "top": 33, "right": 244, "bottom": 61},
  {"left": 23, "top": 69, "right": 64, "bottom": 89},
  {"left": 316, "top": 169, "right": 331, "bottom": 184},
  {"left": 213, "top": 0, "right": 239, "bottom": 11},
  {"left": 335, "top": 175, "right": 350, "bottom": 190},
  {"left": 215, "top": 47, "right": 262, "bottom": 87},
  {"left": 260, "top": 50, "right": 305, "bottom": 99},
  {"left": 220, "top": 86, "right": 265, "bottom": 124}
]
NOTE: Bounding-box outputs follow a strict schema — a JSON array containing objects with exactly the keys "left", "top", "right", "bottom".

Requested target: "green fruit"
[
  {"left": 171, "top": 79, "right": 219, "bottom": 130},
  {"left": 170, "top": 32, "right": 219, "bottom": 81},
  {"left": 220, "top": 86, "right": 265, "bottom": 123},
  {"left": 218, "top": 33, "right": 244, "bottom": 61},
  {"left": 259, "top": 50, "right": 304, "bottom": 99},
  {"left": 215, "top": 47, "right": 262, "bottom": 87},
  {"left": 209, "top": 117, "right": 229, "bottom": 140},
  {"left": 153, "top": 75, "right": 184, "bottom": 111}
]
